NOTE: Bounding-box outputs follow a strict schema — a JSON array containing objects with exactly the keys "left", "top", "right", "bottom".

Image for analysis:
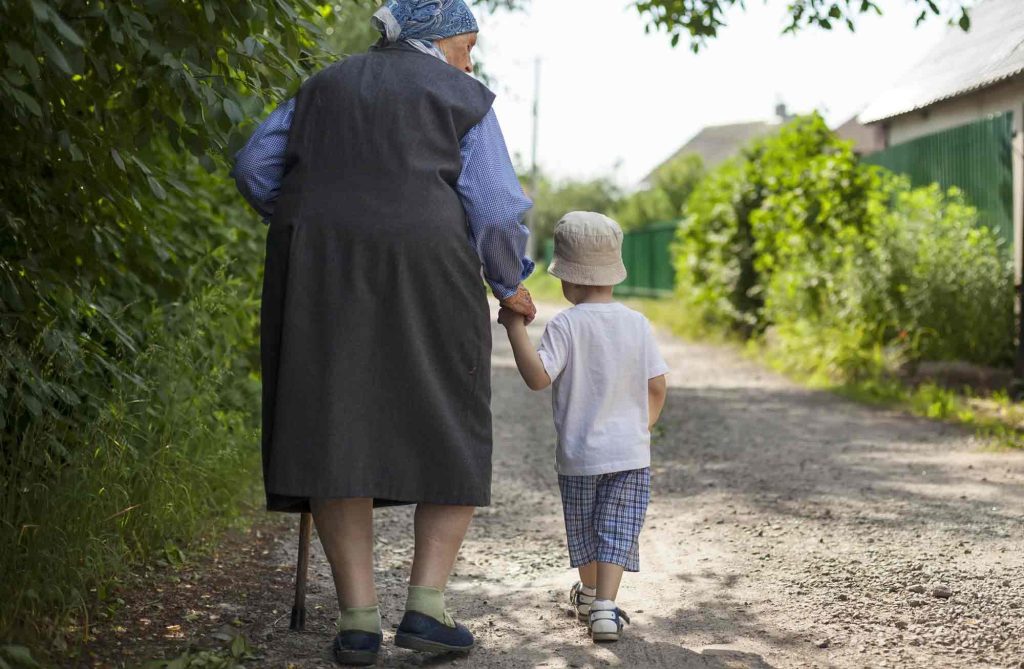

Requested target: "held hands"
[
  {"left": 497, "top": 306, "right": 525, "bottom": 329},
  {"left": 499, "top": 285, "right": 537, "bottom": 325}
]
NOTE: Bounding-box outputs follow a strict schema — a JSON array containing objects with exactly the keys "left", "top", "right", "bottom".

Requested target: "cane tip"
[{"left": 290, "top": 606, "right": 306, "bottom": 631}]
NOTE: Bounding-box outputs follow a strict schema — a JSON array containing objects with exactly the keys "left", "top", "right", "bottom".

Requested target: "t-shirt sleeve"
[
  {"left": 644, "top": 320, "right": 670, "bottom": 379},
  {"left": 537, "top": 318, "right": 570, "bottom": 382}
]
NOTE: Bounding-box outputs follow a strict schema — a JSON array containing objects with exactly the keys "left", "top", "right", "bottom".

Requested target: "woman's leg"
[
  {"left": 395, "top": 504, "right": 477, "bottom": 650},
  {"left": 311, "top": 497, "right": 377, "bottom": 609},
  {"left": 410, "top": 503, "right": 475, "bottom": 588}
]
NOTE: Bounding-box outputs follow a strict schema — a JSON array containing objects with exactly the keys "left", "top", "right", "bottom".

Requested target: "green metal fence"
[
  {"left": 542, "top": 238, "right": 554, "bottom": 266},
  {"left": 863, "top": 112, "right": 1014, "bottom": 246},
  {"left": 615, "top": 221, "right": 678, "bottom": 297}
]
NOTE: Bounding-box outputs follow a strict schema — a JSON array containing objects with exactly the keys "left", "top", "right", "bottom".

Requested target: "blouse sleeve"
[
  {"left": 457, "top": 108, "right": 535, "bottom": 299},
  {"left": 231, "top": 98, "right": 296, "bottom": 220}
]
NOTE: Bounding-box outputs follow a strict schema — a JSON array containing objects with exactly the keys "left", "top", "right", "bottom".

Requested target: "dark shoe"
[
  {"left": 394, "top": 610, "right": 474, "bottom": 654},
  {"left": 332, "top": 629, "right": 382, "bottom": 666}
]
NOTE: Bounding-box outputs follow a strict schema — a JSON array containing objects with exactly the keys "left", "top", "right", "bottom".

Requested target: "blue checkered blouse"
[{"left": 232, "top": 98, "right": 534, "bottom": 299}]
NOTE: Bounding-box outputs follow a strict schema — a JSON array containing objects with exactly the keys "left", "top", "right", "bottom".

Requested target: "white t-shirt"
[{"left": 537, "top": 302, "right": 670, "bottom": 476}]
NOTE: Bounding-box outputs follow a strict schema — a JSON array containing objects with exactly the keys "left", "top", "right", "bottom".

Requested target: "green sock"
[
  {"left": 337, "top": 605, "right": 381, "bottom": 634},
  {"left": 406, "top": 585, "right": 454, "bottom": 627}
]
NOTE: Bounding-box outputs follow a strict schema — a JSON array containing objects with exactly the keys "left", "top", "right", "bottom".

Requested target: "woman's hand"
[{"left": 499, "top": 285, "right": 537, "bottom": 325}]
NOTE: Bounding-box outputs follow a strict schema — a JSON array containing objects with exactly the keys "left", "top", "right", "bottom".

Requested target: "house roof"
[
  {"left": 859, "top": 0, "right": 1024, "bottom": 124},
  {"left": 641, "top": 121, "right": 777, "bottom": 185}
]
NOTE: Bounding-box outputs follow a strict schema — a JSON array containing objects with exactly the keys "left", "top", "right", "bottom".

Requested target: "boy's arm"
[
  {"left": 648, "top": 374, "right": 667, "bottom": 431},
  {"left": 498, "top": 308, "right": 551, "bottom": 391}
]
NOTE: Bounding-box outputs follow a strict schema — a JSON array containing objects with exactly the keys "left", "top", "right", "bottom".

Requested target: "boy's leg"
[
  {"left": 578, "top": 561, "right": 597, "bottom": 589},
  {"left": 593, "top": 468, "right": 651, "bottom": 577},
  {"left": 573, "top": 562, "right": 598, "bottom": 619},
  {"left": 559, "top": 474, "right": 599, "bottom": 571},
  {"left": 589, "top": 468, "right": 651, "bottom": 640},
  {"left": 559, "top": 474, "right": 599, "bottom": 620},
  {"left": 596, "top": 562, "right": 625, "bottom": 602}
]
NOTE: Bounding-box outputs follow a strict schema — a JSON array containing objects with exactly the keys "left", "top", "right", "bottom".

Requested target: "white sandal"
[
  {"left": 589, "top": 600, "right": 630, "bottom": 642},
  {"left": 569, "top": 581, "right": 595, "bottom": 622}
]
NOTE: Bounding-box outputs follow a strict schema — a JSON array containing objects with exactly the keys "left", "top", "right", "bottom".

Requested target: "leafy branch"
[{"left": 633, "top": 0, "right": 972, "bottom": 51}]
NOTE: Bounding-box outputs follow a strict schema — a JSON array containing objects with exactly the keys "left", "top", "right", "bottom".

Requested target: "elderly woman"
[{"left": 232, "top": 0, "right": 536, "bottom": 664}]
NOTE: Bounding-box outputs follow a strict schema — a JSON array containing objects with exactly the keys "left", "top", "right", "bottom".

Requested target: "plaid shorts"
[{"left": 557, "top": 467, "right": 651, "bottom": 572}]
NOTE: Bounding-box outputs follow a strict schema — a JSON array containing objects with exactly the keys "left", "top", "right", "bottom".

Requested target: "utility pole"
[
  {"left": 527, "top": 57, "right": 541, "bottom": 261},
  {"left": 1013, "top": 104, "right": 1024, "bottom": 383}
]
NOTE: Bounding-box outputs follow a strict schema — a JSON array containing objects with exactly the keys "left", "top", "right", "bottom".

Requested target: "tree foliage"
[
  {"left": 635, "top": 0, "right": 972, "bottom": 51},
  {"left": 526, "top": 174, "right": 622, "bottom": 246},
  {"left": 1, "top": 0, "right": 337, "bottom": 438},
  {"left": 613, "top": 153, "right": 703, "bottom": 231},
  {"left": 0, "top": 0, "right": 348, "bottom": 644}
]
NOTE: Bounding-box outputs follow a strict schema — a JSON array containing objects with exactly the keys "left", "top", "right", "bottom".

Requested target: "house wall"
[{"left": 880, "top": 76, "right": 1024, "bottom": 145}]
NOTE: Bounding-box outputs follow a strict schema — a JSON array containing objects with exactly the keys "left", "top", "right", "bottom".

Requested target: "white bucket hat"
[{"left": 547, "top": 211, "right": 627, "bottom": 286}]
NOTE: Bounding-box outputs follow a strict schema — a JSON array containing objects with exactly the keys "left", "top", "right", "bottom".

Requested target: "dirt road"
[{"left": 223, "top": 303, "right": 1024, "bottom": 668}]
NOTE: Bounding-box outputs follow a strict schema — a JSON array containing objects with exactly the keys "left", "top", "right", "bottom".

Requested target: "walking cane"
[{"left": 290, "top": 512, "right": 313, "bottom": 631}]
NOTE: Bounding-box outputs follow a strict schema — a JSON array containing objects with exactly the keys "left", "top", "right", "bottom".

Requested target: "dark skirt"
[{"left": 259, "top": 214, "right": 493, "bottom": 513}]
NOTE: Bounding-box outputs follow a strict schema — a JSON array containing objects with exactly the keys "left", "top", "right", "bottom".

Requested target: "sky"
[{"left": 474, "top": 0, "right": 955, "bottom": 187}]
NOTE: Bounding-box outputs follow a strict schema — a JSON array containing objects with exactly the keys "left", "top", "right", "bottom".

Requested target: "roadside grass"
[
  {"left": 625, "top": 296, "right": 1024, "bottom": 450},
  {"left": 0, "top": 279, "right": 264, "bottom": 663}
]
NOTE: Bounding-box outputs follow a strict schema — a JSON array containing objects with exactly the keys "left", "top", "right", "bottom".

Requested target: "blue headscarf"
[{"left": 371, "top": 0, "right": 479, "bottom": 62}]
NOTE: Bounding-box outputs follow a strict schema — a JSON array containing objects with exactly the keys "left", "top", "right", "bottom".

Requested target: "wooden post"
[
  {"left": 290, "top": 512, "right": 313, "bottom": 631},
  {"left": 526, "top": 57, "right": 541, "bottom": 262}
]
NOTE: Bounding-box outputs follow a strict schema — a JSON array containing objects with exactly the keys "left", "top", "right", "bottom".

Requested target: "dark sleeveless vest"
[{"left": 260, "top": 44, "right": 496, "bottom": 512}]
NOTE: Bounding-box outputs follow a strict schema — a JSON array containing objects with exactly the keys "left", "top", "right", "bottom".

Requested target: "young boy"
[{"left": 497, "top": 211, "right": 669, "bottom": 643}]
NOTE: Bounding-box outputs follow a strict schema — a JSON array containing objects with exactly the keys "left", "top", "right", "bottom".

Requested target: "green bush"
[
  {"left": 673, "top": 113, "right": 1014, "bottom": 380},
  {"left": 839, "top": 182, "right": 1013, "bottom": 367},
  {"left": 0, "top": 0, "right": 335, "bottom": 646},
  {"left": 672, "top": 158, "right": 758, "bottom": 333}
]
